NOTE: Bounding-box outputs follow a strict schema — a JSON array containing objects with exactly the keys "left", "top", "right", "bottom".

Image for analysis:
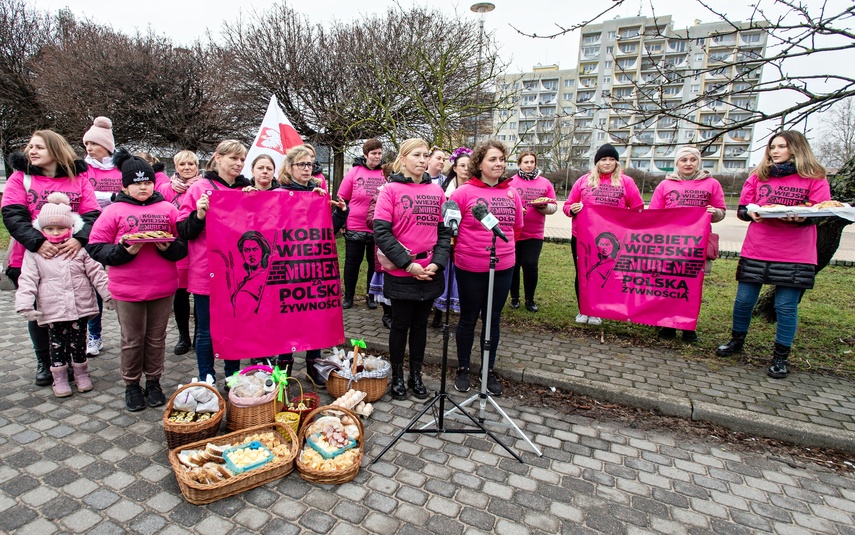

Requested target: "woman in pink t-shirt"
[
  {"left": 563, "top": 144, "right": 644, "bottom": 326},
  {"left": 716, "top": 131, "right": 830, "bottom": 380},
  {"left": 648, "top": 146, "right": 727, "bottom": 342}
]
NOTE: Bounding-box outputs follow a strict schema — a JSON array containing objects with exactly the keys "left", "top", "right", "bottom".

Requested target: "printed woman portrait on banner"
[
  {"left": 586, "top": 231, "right": 620, "bottom": 288},
  {"left": 231, "top": 230, "right": 272, "bottom": 313}
]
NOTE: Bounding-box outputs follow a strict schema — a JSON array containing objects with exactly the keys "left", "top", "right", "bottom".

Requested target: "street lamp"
[{"left": 470, "top": 2, "right": 495, "bottom": 145}]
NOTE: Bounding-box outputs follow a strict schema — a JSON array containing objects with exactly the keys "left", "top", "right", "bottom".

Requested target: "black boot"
[
  {"left": 366, "top": 294, "right": 377, "bottom": 310},
  {"left": 382, "top": 304, "right": 393, "bottom": 329},
  {"left": 716, "top": 331, "right": 747, "bottom": 356},
  {"left": 174, "top": 329, "right": 191, "bottom": 355},
  {"left": 35, "top": 350, "right": 52, "bottom": 387},
  {"left": 305, "top": 358, "right": 326, "bottom": 388},
  {"left": 408, "top": 361, "right": 429, "bottom": 399},
  {"left": 390, "top": 363, "right": 407, "bottom": 400},
  {"left": 768, "top": 343, "right": 790, "bottom": 379},
  {"left": 342, "top": 297, "right": 354, "bottom": 309},
  {"left": 431, "top": 309, "right": 443, "bottom": 328}
]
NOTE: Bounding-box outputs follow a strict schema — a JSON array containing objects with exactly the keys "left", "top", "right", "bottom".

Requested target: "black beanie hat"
[
  {"left": 594, "top": 144, "right": 620, "bottom": 164},
  {"left": 113, "top": 148, "right": 156, "bottom": 188}
]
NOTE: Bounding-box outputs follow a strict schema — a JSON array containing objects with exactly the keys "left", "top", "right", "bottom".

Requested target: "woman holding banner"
[
  {"left": 716, "top": 131, "right": 830, "bottom": 379},
  {"left": 508, "top": 151, "right": 558, "bottom": 313},
  {"left": 177, "top": 140, "right": 251, "bottom": 386},
  {"left": 563, "top": 144, "right": 643, "bottom": 326},
  {"left": 338, "top": 139, "right": 386, "bottom": 310},
  {"left": 450, "top": 140, "right": 524, "bottom": 396},
  {"left": 248, "top": 154, "right": 279, "bottom": 190},
  {"left": 373, "top": 139, "right": 451, "bottom": 400},
  {"left": 649, "top": 146, "right": 726, "bottom": 343}
]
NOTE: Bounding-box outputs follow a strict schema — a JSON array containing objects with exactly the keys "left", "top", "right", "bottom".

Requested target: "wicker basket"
[
  {"left": 280, "top": 376, "right": 321, "bottom": 429},
  {"left": 163, "top": 383, "right": 226, "bottom": 450},
  {"left": 226, "top": 366, "right": 284, "bottom": 431},
  {"left": 168, "top": 422, "right": 298, "bottom": 504},
  {"left": 326, "top": 372, "right": 388, "bottom": 402},
  {"left": 296, "top": 405, "right": 364, "bottom": 485}
]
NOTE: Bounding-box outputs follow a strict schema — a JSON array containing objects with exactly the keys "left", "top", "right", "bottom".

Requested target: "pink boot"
[
  {"left": 71, "top": 361, "right": 93, "bottom": 392},
  {"left": 50, "top": 365, "right": 73, "bottom": 398}
]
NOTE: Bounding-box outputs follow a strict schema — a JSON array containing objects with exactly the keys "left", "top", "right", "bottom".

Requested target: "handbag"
[{"left": 705, "top": 232, "right": 720, "bottom": 260}]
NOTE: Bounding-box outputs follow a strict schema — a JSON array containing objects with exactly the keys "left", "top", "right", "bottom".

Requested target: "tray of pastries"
[
  {"left": 749, "top": 201, "right": 854, "bottom": 218},
  {"left": 122, "top": 230, "right": 176, "bottom": 243},
  {"left": 526, "top": 196, "right": 557, "bottom": 206}
]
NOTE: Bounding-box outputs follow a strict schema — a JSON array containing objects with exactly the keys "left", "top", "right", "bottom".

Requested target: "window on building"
[
  {"left": 498, "top": 135, "right": 506, "bottom": 141},
  {"left": 542, "top": 80, "right": 558, "bottom": 90},
  {"left": 562, "top": 93, "right": 573, "bottom": 100},
  {"left": 597, "top": 132, "right": 606, "bottom": 140},
  {"left": 696, "top": 38, "right": 706, "bottom": 46},
  {"left": 606, "top": 46, "right": 614, "bottom": 54},
  {"left": 582, "top": 46, "right": 600, "bottom": 56},
  {"left": 602, "top": 76, "right": 611, "bottom": 84},
  {"left": 564, "top": 79, "right": 575, "bottom": 87},
  {"left": 604, "top": 61, "right": 613, "bottom": 69},
  {"left": 741, "top": 32, "right": 762, "bottom": 43},
  {"left": 619, "top": 43, "right": 637, "bottom": 54},
  {"left": 702, "top": 160, "right": 716, "bottom": 169},
  {"left": 510, "top": 122, "right": 517, "bottom": 129},
  {"left": 691, "top": 84, "right": 700, "bottom": 93},
  {"left": 583, "top": 33, "right": 601, "bottom": 44},
  {"left": 684, "top": 130, "right": 695, "bottom": 140},
  {"left": 663, "top": 86, "right": 681, "bottom": 95},
  {"left": 607, "top": 31, "right": 616, "bottom": 39},
  {"left": 509, "top": 134, "right": 517, "bottom": 141},
  {"left": 695, "top": 53, "right": 704, "bottom": 62}
]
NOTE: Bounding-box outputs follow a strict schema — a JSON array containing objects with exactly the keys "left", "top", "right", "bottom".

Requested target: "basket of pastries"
[
  {"left": 296, "top": 405, "right": 364, "bottom": 485},
  {"left": 226, "top": 365, "right": 285, "bottom": 431},
  {"left": 323, "top": 340, "right": 390, "bottom": 402},
  {"left": 168, "top": 422, "right": 298, "bottom": 504},
  {"left": 163, "top": 381, "right": 226, "bottom": 449}
]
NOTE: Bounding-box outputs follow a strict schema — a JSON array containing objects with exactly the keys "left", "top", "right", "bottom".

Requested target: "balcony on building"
[
  {"left": 582, "top": 32, "right": 602, "bottom": 46},
  {"left": 617, "top": 43, "right": 640, "bottom": 56},
  {"left": 581, "top": 46, "right": 601, "bottom": 60},
  {"left": 575, "top": 119, "right": 593, "bottom": 130},
  {"left": 576, "top": 91, "right": 595, "bottom": 104},
  {"left": 723, "top": 160, "right": 747, "bottom": 171},
  {"left": 538, "top": 93, "right": 558, "bottom": 105},
  {"left": 654, "top": 145, "right": 676, "bottom": 158},
  {"left": 633, "top": 133, "right": 655, "bottom": 145},
  {"left": 654, "top": 160, "right": 675, "bottom": 172},
  {"left": 617, "top": 27, "right": 642, "bottom": 41},
  {"left": 739, "top": 32, "right": 764, "bottom": 47},
  {"left": 656, "top": 131, "right": 676, "bottom": 143},
  {"left": 736, "top": 49, "right": 764, "bottom": 63},
  {"left": 727, "top": 129, "right": 751, "bottom": 142},
  {"left": 724, "top": 145, "right": 749, "bottom": 158},
  {"left": 578, "top": 76, "right": 598, "bottom": 89},
  {"left": 519, "top": 107, "right": 538, "bottom": 119},
  {"left": 700, "top": 144, "right": 721, "bottom": 158},
  {"left": 707, "top": 51, "right": 734, "bottom": 65},
  {"left": 580, "top": 61, "right": 598, "bottom": 75},
  {"left": 632, "top": 145, "right": 652, "bottom": 158},
  {"left": 709, "top": 34, "right": 738, "bottom": 48},
  {"left": 640, "top": 60, "right": 660, "bottom": 71},
  {"left": 631, "top": 159, "right": 651, "bottom": 170},
  {"left": 666, "top": 39, "right": 687, "bottom": 53},
  {"left": 657, "top": 117, "right": 678, "bottom": 129},
  {"left": 522, "top": 81, "right": 539, "bottom": 93},
  {"left": 614, "top": 73, "right": 636, "bottom": 86},
  {"left": 700, "top": 129, "right": 721, "bottom": 142}
]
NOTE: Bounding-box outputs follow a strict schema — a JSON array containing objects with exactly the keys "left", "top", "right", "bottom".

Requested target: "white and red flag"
[{"left": 240, "top": 95, "right": 304, "bottom": 178}]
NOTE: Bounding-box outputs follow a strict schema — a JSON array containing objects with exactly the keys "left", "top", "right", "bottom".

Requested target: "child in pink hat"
[{"left": 15, "top": 192, "right": 113, "bottom": 398}]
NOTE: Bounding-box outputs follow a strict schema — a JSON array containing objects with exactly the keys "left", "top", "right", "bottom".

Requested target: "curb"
[{"left": 350, "top": 332, "right": 855, "bottom": 454}]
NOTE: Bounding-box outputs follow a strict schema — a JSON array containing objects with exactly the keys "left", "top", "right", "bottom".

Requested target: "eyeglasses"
[{"left": 292, "top": 162, "right": 312, "bottom": 169}]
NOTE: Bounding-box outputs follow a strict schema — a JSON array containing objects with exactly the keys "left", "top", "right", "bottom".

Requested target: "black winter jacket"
[{"left": 735, "top": 256, "right": 816, "bottom": 289}]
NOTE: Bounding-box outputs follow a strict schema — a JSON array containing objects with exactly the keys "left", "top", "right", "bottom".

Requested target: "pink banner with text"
[
  {"left": 576, "top": 206, "right": 710, "bottom": 329},
  {"left": 207, "top": 190, "right": 344, "bottom": 360}
]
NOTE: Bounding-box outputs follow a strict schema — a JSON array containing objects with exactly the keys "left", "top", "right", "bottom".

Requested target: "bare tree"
[
  {"left": 0, "top": 0, "right": 52, "bottom": 160},
  {"left": 814, "top": 99, "right": 855, "bottom": 169}
]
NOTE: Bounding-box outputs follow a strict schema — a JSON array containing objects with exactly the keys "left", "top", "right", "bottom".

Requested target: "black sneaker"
[
  {"left": 125, "top": 384, "right": 146, "bottom": 412},
  {"left": 144, "top": 379, "right": 166, "bottom": 407},
  {"left": 454, "top": 367, "right": 470, "bottom": 392},
  {"left": 486, "top": 370, "right": 502, "bottom": 397}
]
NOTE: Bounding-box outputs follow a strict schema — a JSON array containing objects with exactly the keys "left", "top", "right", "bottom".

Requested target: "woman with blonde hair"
[
  {"left": 716, "top": 131, "right": 830, "bottom": 379},
  {"left": 563, "top": 144, "right": 643, "bottom": 326},
  {"left": 374, "top": 138, "right": 450, "bottom": 399},
  {"left": 177, "top": 140, "right": 251, "bottom": 385},
  {"left": 157, "top": 150, "right": 202, "bottom": 354}
]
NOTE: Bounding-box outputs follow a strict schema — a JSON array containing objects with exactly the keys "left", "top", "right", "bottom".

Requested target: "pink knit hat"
[
  {"left": 83, "top": 116, "right": 115, "bottom": 154},
  {"left": 37, "top": 192, "right": 74, "bottom": 229}
]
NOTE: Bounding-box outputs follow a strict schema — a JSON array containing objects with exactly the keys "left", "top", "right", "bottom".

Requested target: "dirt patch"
[{"left": 421, "top": 363, "right": 855, "bottom": 473}]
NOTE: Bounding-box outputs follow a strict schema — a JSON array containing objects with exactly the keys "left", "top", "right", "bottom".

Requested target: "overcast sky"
[{"left": 39, "top": 0, "right": 849, "bottom": 153}]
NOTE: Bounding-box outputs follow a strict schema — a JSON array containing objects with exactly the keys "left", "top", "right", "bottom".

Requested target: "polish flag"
[{"left": 241, "top": 95, "right": 304, "bottom": 178}]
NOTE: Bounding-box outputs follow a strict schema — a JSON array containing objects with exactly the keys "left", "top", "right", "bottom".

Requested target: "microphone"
[
  {"left": 471, "top": 204, "right": 508, "bottom": 243},
  {"left": 442, "top": 200, "right": 461, "bottom": 237}
]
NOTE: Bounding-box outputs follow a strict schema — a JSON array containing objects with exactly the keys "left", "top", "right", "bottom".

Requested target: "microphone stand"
[
  {"left": 373, "top": 233, "right": 524, "bottom": 464},
  {"left": 433, "top": 233, "right": 542, "bottom": 458}
]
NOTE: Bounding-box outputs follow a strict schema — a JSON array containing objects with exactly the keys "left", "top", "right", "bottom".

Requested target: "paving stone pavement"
[{"left": 1, "top": 290, "right": 855, "bottom": 533}]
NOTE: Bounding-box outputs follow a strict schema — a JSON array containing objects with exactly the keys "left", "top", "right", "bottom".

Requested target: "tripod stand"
[
  {"left": 373, "top": 241, "right": 524, "bottom": 464},
  {"left": 424, "top": 234, "right": 542, "bottom": 457}
]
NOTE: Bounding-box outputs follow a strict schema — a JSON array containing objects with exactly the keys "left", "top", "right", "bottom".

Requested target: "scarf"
[
  {"left": 44, "top": 229, "right": 72, "bottom": 244},
  {"left": 84, "top": 155, "right": 115, "bottom": 171},
  {"left": 170, "top": 172, "right": 202, "bottom": 194},
  {"left": 517, "top": 169, "right": 539, "bottom": 180},
  {"left": 769, "top": 162, "right": 798, "bottom": 177}
]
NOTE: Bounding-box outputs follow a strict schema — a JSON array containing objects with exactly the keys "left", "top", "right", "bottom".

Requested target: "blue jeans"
[
  {"left": 732, "top": 282, "right": 801, "bottom": 346},
  {"left": 87, "top": 293, "right": 103, "bottom": 337},
  {"left": 194, "top": 294, "right": 240, "bottom": 383},
  {"left": 455, "top": 267, "right": 513, "bottom": 370}
]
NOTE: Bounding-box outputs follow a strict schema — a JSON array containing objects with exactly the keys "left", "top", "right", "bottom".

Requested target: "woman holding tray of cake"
[{"left": 716, "top": 131, "right": 830, "bottom": 379}]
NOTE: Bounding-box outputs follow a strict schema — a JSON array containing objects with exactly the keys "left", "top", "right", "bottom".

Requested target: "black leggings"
[
  {"left": 174, "top": 288, "right": 191, "bottom": 334},
  {"left": 6, "top": 267, "right": 50, "bottom": 354},
  {"left": 343, "top": 239, "right": 377, "bottom": 301},
  {"left": 571, "top": 236, "right": 580, "bottom": 305},
  {"left": 48, "top": 318, "right": 89, "bottom": 366},
  {"left": 511, "top": 239, "right": 544, "bottom": 302},
  {"left": 389, "top": 299, "right": 434, "bottom": 366},
  {"left": 455, "top": 267, "right": 513, "bottom": 370}
]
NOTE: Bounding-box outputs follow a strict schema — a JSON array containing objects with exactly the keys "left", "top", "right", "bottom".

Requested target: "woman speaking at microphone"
[
  {"left": 449, "top": 140, "right": 524, "bottom": 396},
  {"left": 373, "top": 139, "right": 451, "bottom": 400}
]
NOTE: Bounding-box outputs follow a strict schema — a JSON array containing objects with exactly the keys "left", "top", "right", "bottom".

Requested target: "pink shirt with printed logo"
[
  {"left": 338, "top": 166, "right": 387, "bottom": 233},
  {"left": 88, "top": 200, "right": 180, "bottom": 301},
  {"left": 563, "top": 173, "right": 644, "bottom": 236},
  {"left": 178, "top": 179, "right": 218, "bottom": 295},
  {"left": 509, "top": 175, "right": 556, "bottom": 241},
  {"left": 373, "top": 181, "right": 445, "bottom": 277},
  {"left": 1, "top": 171, "right": 101, "bottom": 268},
  {"left": 157, "top": 181, "right": 191, "bottom": 275},
  {"left": 450, "top": 179, "right": 524, "bottom": 272},
  {"left": 739, "top": 173, "right": 831, "bottom": 265},
  {"left": 649, "top": 176, "right": 726, "bottom": 212}
]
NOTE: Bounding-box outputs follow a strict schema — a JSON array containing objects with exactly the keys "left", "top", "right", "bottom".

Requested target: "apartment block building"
[{"left": 495, "top": 15, "right": 767, "bottom": 174}]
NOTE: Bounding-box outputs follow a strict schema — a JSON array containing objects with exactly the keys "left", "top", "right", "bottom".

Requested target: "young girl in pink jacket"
[
  {"left": 87, "top": 150, "right": 187, "bottom": 412},
  {"left": 15, "top": 193, "right": 112, "bottom": 398}
]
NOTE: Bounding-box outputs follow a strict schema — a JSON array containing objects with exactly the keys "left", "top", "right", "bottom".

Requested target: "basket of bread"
[
  {"left": 163, "top": 381, "right": 225, "bottom": 449},
  {"left": 296, "top": 405, "right": 364, "bottom": 485},
  {"left": 322, "top": 341, "right": 390, "bottom": 402},
  {"left": 168, "top": 422, "right": 298, "bottom": 504}
]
